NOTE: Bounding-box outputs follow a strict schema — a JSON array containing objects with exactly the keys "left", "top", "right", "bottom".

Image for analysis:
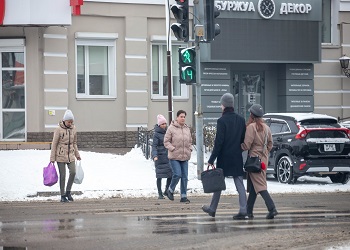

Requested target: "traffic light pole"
[{"left": 194, "top": 38, "right": 204, "bottom": 180}]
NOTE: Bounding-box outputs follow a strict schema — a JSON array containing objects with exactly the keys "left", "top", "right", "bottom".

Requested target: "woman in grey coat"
[{"left": 151, "top": 115, "right": 172, "bottom": 199}]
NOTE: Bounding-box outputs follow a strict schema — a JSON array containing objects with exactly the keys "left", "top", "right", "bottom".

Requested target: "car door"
[{"left": 266, "top": 118, "right": 293, "bottom": 174}]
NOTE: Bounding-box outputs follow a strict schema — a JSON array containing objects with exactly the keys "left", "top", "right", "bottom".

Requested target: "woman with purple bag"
[{"left": 50, "top": 110, "right": 81, "bottom": 203}]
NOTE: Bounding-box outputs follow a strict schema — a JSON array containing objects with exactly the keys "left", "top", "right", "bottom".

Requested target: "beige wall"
[
  {"left": 314, "top": 11, "right": 350, "bottom": 120},
  {"left": 2, "top": 1, "right": 349, "bottom": 140}
]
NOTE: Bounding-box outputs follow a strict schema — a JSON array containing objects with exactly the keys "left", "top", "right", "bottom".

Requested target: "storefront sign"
[
  {"left": 280, "top": 95, "right": 314, "bottom": 112},
  {"left": 201, "top": 80, "right": 230, "bottom": 95},
  {"left": 202, "top": 96, "right": 222, "bottom": 113},
  {"left": 216, "top": 0, "right": 321, "bottom": 21},
  {"left": 201, "top": 64, "right": 230, "bottom": 80},
  {"left": 279, "top": 64, "right": 314, "bottom": 80},
  {"left": 0, "top": 0, "right": 80, "bottom": 26},
  {"left": 203, "top": 113, "right": 222, "bottom": 126},
  {"left": 278, "top": 79, "right": 314, "bottom": 96}
]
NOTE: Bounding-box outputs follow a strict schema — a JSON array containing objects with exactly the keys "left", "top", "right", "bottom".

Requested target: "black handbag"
[
  {"left": 244, "top": 155, "right": 262, "bottom": 173},
  {"left": 201, "top": 165, "right": 226, "bottom": 193},
  {"left": 244, "top": 128, "right": 268, "bottom": 173}
]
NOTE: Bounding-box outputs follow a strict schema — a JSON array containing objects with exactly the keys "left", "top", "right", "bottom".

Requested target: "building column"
[
  {"left": 42, "top": 27, "right": 69, "bottom": 131},
  {"left": 124, "top": 16, "right": 149, "bottom": 131}
]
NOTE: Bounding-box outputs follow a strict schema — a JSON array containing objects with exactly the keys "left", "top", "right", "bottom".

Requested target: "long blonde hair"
[{"left": 247, "top": 113, "right": 264, "bottom": 132}]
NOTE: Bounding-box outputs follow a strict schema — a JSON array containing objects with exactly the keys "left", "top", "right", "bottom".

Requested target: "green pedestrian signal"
[{"left": 178, "top": 47, "right": 196, "bottom": 85}]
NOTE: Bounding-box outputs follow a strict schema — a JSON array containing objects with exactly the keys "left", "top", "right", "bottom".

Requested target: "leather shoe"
[
  {"left": 233, "top": 213, "right": 248, "bottom": 220},
  {"left": 180, "top": 197, "right": 190, "bottom": 203},
  {"left": 247, "top": 213, "right": 254, "bottom": 219},
  {"left": 60, "top": 195, "right": 69, "bottom": 203},
  {"left": 166, "top": 191, "right": 174, "bottom": 201},
  {"left": 202, "top": 205, "right": 216, "bottom": 217},
  {"left": 266, "top": 208, "right": 278, "bottom": 219}
]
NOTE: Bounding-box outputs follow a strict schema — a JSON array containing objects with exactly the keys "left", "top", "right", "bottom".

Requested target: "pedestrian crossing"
[{"left": 135, "top": 208, "right": 350, "bottom": 232}]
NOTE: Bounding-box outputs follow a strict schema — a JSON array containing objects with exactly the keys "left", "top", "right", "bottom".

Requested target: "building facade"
[{"left": 0, "top": 0, "right": 349, "bottom": 147}]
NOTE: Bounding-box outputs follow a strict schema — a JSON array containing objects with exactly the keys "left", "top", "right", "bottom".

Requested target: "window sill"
[
  {"left": 76, "top": 96, "right": 116, "bottom": 101},
  {"left": 151, "top": 96, "right": 189, "bottom": 101}
]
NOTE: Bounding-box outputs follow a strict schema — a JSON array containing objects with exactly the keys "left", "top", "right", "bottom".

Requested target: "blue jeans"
[{"left": 168, "top": 160, "right": 188, "bottom": 198}]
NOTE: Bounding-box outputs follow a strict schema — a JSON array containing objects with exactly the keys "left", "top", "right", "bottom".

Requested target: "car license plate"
[{"left": 324, "top": 144, "right": 336, "bottom": 152}]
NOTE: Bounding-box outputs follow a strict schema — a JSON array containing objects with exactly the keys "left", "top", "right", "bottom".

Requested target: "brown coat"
[
  {"left": 164, "top": 120, "right": 192, "bottom": 161},
  {"left": 241, "top": 122, "right": 273, "bottom": 193},
  {"left": 50, "top": 121, "right": 80, "bottom": 163}
]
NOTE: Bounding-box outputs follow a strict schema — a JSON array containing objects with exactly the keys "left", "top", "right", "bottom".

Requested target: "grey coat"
[{"left": 151, "top": 125, "right": 172, "bottom": 178}]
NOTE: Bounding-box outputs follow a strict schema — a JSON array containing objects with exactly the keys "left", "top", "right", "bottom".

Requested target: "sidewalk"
[{"left": 80, "top": 147, "right": 132, "bottom": 155}]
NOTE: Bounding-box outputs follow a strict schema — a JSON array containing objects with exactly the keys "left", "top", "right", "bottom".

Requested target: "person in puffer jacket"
[
  {"left": 50, "top": 109, "right": 81, "bottom": 203},
  {"left": 164, "top": 110, "right": 192, "bottom": 203},
  {"left": 151, "top": 114, "right": 172, "bottom": 199}
]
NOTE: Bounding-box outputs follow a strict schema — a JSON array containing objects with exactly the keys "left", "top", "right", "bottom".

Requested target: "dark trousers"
[
  {"left": 246, "top": 178, "right": 275, "bottom": 214},
  {"left": 57, "top": 162, "right": 76, "bottom": 196},
  {"left": 157, "top": 178, "right": 171, "bottom": 195}
]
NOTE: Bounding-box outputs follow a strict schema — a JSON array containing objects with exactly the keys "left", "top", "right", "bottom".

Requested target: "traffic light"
[
  {"left": 170, "top": 0, "right": 189, "bottom": 42},
  {"left": 204, "top": 0, "right": 220, "bottom": 42},
  {"left": 178, "top": 47, "right": 196, "bottom": 85}
]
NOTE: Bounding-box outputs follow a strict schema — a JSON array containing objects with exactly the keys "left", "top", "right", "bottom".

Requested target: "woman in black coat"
[{"left": 151, "top": 115, "right": 172, "bottom": 199}]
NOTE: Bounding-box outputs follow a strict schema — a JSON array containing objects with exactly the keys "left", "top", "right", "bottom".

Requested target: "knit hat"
[
  {"left": 63, "top": 110, "right": 74, "bottom": 121},
  {"left": 157, "top": 114, "right": 167, "bottom": 126},
  {"left": 220, "top": 93, "right": 234, "bottom": 108},
  {"left": 249, "top": 104, "right": 264, "bottom": 117}
]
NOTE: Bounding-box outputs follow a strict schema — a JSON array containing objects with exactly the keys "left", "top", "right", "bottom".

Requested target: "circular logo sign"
[{"left": 258, "top": 0, "right": 276, "bottom": 19}]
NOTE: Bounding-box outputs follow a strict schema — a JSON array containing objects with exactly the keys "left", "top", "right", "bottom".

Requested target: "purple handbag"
[{"left": 43, "top": 162, "right": 58, "bottom": 186}]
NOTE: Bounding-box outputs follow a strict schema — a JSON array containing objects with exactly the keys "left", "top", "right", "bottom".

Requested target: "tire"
[
  {"left": 277, "top": 156, "right": 294, "bottom": 184},
  {"left": 329, "top": 173, "right": 350, "bottom": 184}
]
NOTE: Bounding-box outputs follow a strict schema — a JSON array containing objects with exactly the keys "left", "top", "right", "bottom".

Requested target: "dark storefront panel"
[{"left": 210, "top": 19, "right": 320, "bottom": 63}]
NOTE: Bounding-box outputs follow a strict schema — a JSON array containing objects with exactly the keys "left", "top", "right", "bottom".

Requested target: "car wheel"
[
  {"left": 277, "top": 156, "right": 294, "bottom": 184},
  {"left": 329, "top": 173, "right": 350, "bottom": 184}
]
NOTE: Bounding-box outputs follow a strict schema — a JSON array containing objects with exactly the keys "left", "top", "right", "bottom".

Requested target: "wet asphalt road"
[{"left": 0, "top": 192, "right": 350, "bottom": 250}]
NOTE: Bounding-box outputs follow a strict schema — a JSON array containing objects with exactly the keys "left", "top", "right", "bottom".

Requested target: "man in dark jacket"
[{"left": 202, "top": 93, "right": 248, "bottom": 219}]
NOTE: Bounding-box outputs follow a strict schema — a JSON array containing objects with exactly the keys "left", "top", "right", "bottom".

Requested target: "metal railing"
[
  {"left": 137, "top": 125, "right": 217, "bottom": 159},
  {"left": 137, "top": 127, "right": 154, "bottom": 159}
]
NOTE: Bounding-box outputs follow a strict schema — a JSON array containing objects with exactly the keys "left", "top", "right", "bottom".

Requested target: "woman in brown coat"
[
  {"left": 50, "top": 110, "right": 81, "bottom": 202},
  {"left": 241, "top": 104, "right": 278, "bottom": 219}
]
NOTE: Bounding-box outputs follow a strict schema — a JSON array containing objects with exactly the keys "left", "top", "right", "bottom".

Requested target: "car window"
[
  {"left": 269, "top": 121, "right": 290, "bottom": 135},
  {"left": 281, "top": 123, "right": 290, "bottom": 133},
  {"left": 270, "top": 122, "right": 283, "bottom": 134}
]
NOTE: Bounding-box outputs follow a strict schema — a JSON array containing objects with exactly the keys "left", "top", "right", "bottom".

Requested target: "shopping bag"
[
  {"left": 201, "top": 165, "right": 226, "bottom": 193},
  {"left": 244, "top": 155, "right": 262, "bottom": 173},
  {"left": 74, "top": 161, "right": 84, "bottom": 184},
  {"left": 43, "top": 162, "right": 58, "bottom": 186}
]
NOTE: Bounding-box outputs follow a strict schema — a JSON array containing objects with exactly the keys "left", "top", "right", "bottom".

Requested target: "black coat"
[
  {"left": 151, "top": 125, "right": 172, "bottom": 178},
  {"left": 208, "top": 108, "right": 246, "bottom": 177}
]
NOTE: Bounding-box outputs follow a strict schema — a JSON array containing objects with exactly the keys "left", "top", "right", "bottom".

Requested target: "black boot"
[
  {"left": 65, "top": 191, "right": 74, "bottom": 201},
  {"left": 60, "top": 195, "right": 68, "bottom": 203},
  {"left": 247, "top": 187, "right": 257, "bottom": 219},
  {"left": 164, "top": 178, "right": 171, "bottom": 196},
  {"left": 260, "top": 190, "right": 278, "bottom": 219},
  {"left": 158, "top": 192, "right": 165, "bottom": 199}
]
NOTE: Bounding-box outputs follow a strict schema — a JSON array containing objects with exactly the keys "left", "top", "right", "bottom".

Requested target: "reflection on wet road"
[
  {"left": 137, "top": 211, "right": 350, "bottom": 234},
  {"left": 1, "top": 207, "right": 350, "bottom": 249},
  {"left": 1, "top": 210, "right": 349, "bottom": 236}
]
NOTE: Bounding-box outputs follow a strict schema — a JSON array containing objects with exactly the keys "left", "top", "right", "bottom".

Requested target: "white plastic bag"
[{"left": 74, "top": 161, "right": 84, "bottom": 184}]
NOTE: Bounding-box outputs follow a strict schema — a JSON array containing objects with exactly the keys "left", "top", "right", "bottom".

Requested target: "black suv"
[{"left": 263, "top": 113, "right": 350, "bottom": 184}]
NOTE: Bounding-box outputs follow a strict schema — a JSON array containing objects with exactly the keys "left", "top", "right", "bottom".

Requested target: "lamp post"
[{"left": 339, "top": 55, "right": 350, "bottom": 78}]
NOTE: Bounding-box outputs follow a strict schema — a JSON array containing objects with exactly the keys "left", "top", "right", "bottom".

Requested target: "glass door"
[
  {"left": 233, "top": 72, "right": 264, "bottom": 121},
  {"left": 1, "top": 50, "right": 26, "bottom": 140}
]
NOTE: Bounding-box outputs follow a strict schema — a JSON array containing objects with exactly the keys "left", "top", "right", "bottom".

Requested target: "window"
[
  {"left": 0, "top": 39, "right": 26, "bottom": 141},
  {"left": 270, "top": 121, "right": 290, "bottom": 134},
  {"left": 321, "top": 0, "right": 339, "bottom": 44},
  {"left": 151, "top": 44, "right": 189, "bottom": 99},
  {"left": 75, "top": 33, "right": 117, "bottom": 99}
]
